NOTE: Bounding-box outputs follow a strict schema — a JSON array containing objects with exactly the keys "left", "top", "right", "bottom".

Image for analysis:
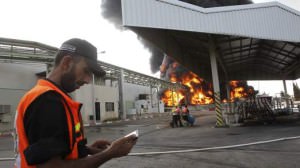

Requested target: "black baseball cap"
[{"left": 59, "top": 38, "right": 106, "bottom": 77}]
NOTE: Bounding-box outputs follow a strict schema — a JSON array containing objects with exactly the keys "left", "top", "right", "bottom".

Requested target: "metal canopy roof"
[
  {"left": 0, "top": 37, "right": 57, "bottom": 63},
  {"left": 0, "top": 37, "right": 184, "bottom": 89},
  {"left": 121, "top": 0, "right": 300, "bottom": 81}
]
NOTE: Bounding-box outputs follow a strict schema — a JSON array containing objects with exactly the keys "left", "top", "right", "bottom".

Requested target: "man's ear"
[{"left": 60, "top": 55, "right": 73, "bottom": 71}]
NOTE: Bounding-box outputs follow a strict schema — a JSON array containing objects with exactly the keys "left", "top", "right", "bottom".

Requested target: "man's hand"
[
  {"left": 37, "top": 136, "right": 137, "bottom": 168},
  {"left": 105, "top": 135, "right": 137, "bottom": 158},
  {"left": 88, "top": 140, "right": 111, "bottom": 155}
]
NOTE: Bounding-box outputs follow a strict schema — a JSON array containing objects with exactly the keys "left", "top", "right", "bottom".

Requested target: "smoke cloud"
[
  {"left": 101, "top": 0, "right": 256, "bottom": 104},
  {"left": 101, "top": 0, "right": 253, "bottom": 74},
  {"left": 101, "top": 0, "right": 122, "bottom": 30},
  {"left": 101, "top": 0, "right": 164, "bottom": 73}
]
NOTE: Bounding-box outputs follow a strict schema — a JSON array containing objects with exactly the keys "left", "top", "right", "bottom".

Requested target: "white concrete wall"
[
  {"left": 123, "top": 83, "right": 161, "bottom": 113},
  {"left": 0, "top": 62, "right": 120, "bottom": 129},
  {"left": 95, "top": 85, "right": 119, "bottom": 121},
  {"left": 0, "top": 62, "right": 46, "bottom": 131},
  {"left": 0, "top": 62, "right": 45, "bottom": 89},
  {"left": 0, "top": 62, "right": 162, "bottom": 130},
  {"left": 123, "top": 83, "right": 149, "bottom": 114},
  {"left": 123, "top": 83, "right": 150, "bottom": 100},
  {"left": 74, "top": 84, "right": 119, "bottom": 123},
  {"left": 0, "top": 89, "right": 27, "bottom": 131}
]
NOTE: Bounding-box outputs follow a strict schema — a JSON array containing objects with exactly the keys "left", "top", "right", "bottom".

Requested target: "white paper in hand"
[{"left": 124, "top": 130, "right": 139, "bottom": 138}]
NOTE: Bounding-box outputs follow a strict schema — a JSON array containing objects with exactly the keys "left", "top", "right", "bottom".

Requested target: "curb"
[
  {"left": 0, "top": 132, "right": 13, "bottom": 138},
  {"left": 84, "top": 113, "right": 170, "bottom": 127}
]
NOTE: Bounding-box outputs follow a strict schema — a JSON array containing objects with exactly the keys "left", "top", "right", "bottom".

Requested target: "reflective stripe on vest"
[{"left": 14, "top": 79, "right": 84, "bottom": 167}]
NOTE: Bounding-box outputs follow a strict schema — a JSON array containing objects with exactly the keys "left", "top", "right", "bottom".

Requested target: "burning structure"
[
  {"left": 101, "top": 0, "right": 253, "bottom": 75},
  {"left": 159, "top": 56, "right": 257, "bottom": 106},
  {"left": 101, "top": 0, "right": 257, "bottom": 106}
]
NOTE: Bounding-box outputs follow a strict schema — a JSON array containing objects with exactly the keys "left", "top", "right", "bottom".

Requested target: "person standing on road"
[
  {"left": 14, "top": 38, "right": 137, "bottom": 168},
  {"left": 171, "top": 106, "right": 178, "bottom": 128},
  {"left": 181, "top": 105, "right": 189, "bottom": 126},
  {"left": 177, "top": 106, "right": 183, "bottom": 127},
  {"left": 172, "top": 106, "right": 183, "bottom": 127}
]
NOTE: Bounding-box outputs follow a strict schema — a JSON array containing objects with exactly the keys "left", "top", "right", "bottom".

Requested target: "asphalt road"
[{"left": 1, "top": 111, "right": 300, "bottom": 168}]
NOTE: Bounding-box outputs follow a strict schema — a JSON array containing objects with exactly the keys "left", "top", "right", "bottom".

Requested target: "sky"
[{"left": 0, "top": 0, "right": 299, "bottom": 97}]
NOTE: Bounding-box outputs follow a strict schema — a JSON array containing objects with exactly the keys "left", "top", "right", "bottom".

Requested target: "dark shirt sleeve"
[{"left": 23, "top": 91, "right": 70, "bottom": 165}]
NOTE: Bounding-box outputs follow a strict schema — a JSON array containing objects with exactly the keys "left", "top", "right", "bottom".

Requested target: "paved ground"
[{"left": 1, "top": 111, "right": 300, "bottom": 168}]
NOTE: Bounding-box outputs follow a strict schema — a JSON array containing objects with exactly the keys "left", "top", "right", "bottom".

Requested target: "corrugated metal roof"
[
  {"left": 122, "top": 0, "right": 300, "bottom": 42},
  {"left": 121, "top": 0, "right": 300, "bottom": 81}
]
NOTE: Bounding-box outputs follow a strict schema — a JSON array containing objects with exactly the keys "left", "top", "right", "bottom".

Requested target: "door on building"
[{"left": 95, "top": 102, "right": 101, "bottom": 121}]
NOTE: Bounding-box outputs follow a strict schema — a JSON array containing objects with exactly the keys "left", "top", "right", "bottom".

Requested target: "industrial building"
[
  {"left": 0, "top": 37, "right": 182, "bottom": 132},
  {"left": 120, "top": 0, "right": 300, "bottom": 126}
]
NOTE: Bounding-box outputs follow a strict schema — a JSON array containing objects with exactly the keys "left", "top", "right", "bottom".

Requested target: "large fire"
[
  {"left": 160, "top": 67, "right": 253, "bottom": 106},
  {"left": 230, "top": 81, "right": 247, "bottom": 100},
  {"left": 162, "top": 90, "right": 185, "bottom": 106},
  {"left": 161, "top": 71, "right": 214, "bottom": 106},
  {"left": 229, "top": 80, "right": 256, "bottom": 102}
]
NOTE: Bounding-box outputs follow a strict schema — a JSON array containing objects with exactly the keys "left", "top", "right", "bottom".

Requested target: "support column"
[
  {"left": 171, "top": 87, "right": 175, "bottom": 106},
  {"left": 283, "top": 80, "right": 290, "bottom": 108},
  {"left": 183, "top": 86, "right": 188, "bottom": 105},
  {"left": 91, "top": 74, "right": 96, "bottom": 124},
  {"left": 209, "top": 37, "right": 225, "bottom": 127},
  {"left": 226, "top": 82, "right": 232, "bottom": 113},
  {"left": 176, "top": 90, "right": 179, "bottom": 106},
  {"left": 150, "top": 86, "right": 153, "bottom": 109},
  {"left": 157, "top": 87, "right": 160, "bottom": 113},
  {"left": 119, "top": 69, "right": 126, "bottom": 120}
]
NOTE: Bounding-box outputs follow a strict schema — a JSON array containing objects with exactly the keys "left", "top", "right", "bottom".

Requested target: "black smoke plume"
[
  {"left": 101, "top": 0, "right": 256, "bottom": 105},
  {"left": 101, "top": 0, "right": 122, "bottom": 29},
  {"left": 101, "top": 0, "right": 253, "bottom": 74},
  {"left": 101, "top": 0, "right": 164, "bottom": 73}
]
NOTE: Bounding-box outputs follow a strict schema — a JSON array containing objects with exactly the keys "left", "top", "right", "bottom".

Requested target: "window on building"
[{"left": 105, "top": 102, "right": 114, "bottom": 112}]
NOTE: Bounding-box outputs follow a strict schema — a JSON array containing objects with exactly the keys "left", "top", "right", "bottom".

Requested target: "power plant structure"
[{"left": 0, "top": 37, "right": 184, "bottom": 131}]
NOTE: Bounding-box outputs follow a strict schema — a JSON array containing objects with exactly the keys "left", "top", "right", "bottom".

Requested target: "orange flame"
[
  {"left": 161, "top": 71, "right": 214, "bottom": 106},
  {"left": 160, "top": 64, "right": 252, "bottom": 106},
  {"left": 230, "top": 80, "right": 239, "bottom": 87},
  {"left": 228, "top": 81, "right": 248, "bottom": 102},
  {"left": 190, "top": 90, "right": 214, "bottom": 104},
  {"left": 161, "top": 90, "right": 185, "bottom": 106},
  {"left": 170, "top": 73, "right": 177, "bottom": 83}
]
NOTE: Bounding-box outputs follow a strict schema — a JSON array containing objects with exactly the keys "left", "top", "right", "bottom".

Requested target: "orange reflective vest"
[
  {"left": 182, "top": 107, "right": 188, "bottom": 115},
  {"left": 14, "top": 79, "right": 85, "bottom": 168},
  {"left": 174, "top": 107, "right": 180, "bottom": 115}
]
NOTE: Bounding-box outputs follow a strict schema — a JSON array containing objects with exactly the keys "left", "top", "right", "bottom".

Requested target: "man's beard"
[{"left": 61, "top": 68, "right": 77, "bottom": 93}]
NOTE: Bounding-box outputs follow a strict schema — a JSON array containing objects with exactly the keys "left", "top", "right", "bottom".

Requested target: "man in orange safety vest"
[{"left": 14, "top": 38, "right": 137, "bottom": 168}]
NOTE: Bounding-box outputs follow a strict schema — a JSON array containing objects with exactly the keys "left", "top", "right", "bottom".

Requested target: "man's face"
[{"left": 61, "top": 57, "right": 93, "bottom": 93}]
